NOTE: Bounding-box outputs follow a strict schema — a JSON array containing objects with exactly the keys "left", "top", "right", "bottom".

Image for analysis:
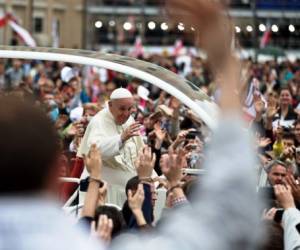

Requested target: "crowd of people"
[
  {"left": 1, "top": 47, "right": 300, "bottom": 249},
  {"left": 1, "top": 0, "right": 300, "bottom": 249}
]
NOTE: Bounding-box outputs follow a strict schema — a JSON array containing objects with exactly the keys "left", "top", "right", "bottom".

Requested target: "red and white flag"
[
  {"left": 0, "top": 15, "right": 7, "bottom": 28},
  {"left": 260, "top": 25, "right": 271, "bottom": 48},
  {"left": 131, "top": 36, "right": 144, "bottom": 58},
  {"left": 173, "top": 39, "right": 184, "bottom": 56},
  {"left": 0, "top": 13, "right": 36, "bottom": 47},
  {"left": 8, "top": 20, "right": 36, "bottom": 47}
]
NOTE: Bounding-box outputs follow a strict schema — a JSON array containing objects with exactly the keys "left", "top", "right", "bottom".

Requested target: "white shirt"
[{"left": 283, "top": 208, "right": 300, "bottom": 250}]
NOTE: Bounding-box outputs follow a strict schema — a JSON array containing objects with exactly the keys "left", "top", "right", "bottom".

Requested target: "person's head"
[
  {"left": 296, "top": 147, "right": 300, "bottom": 165},
  {"left": 282, "top": 132, "right": 295, "bottom": 148},
  {"left": 41, "top": 79, "right": 55, "bottom": 94},
  {"left": 144, "top": 111, "right": 162, "bottom": 131},
  {"left": 95, "top": 205, "right": 125, "bottom": 238},
  {"left": 61, "top": 85, "right": 75, "bottom": 102},
  {"left": 108, "top": 88, "right": 134, "bottom": 125},
  {"left": 266, "top": 160, "right": 287, "bottom": 186},
  {"left": 294, "top": 120, "right": 300, "bottom": 143},
  {"left": 83, "top": 103, "right": 101, "bottom": 120},
  {"left": 279, "top": 88, "right": 292, "bottom": 106},
  {"left": 12, "top": 59, "right": 22, "bottom": 70},
  {"left": 69, "top": 78, "right": 80, "bottom": 91},
  {"left": 125, "top": 176, "right": 140, "bottom": 196},
  {"left": 105, "top": 81, "right": 117, "bottom": 96},
  {"left": 125, "top": 176, "right": 157, "bottom": 207},
  {"left": 129, "top": 78, "right": 140, "bottom": 93},
  {"left": 0, "top": 96, "right": 60, "bottom": 195}
]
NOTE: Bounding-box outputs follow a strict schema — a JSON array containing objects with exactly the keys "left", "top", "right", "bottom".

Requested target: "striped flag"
[
  {"left": 131, "top": 36, "right": 144, "bottom": 58},
  {"left": 8, "top": 20, "right": 36, "bottom": 47},
  {"left": 0, "top": 13, "right": 36, "bottom": 47},
  {"left": 260, "top": 25, "right": 271, "bottom": 48},
  {"left": 173, "top": 39, "right": 184, "bottom": 56}
]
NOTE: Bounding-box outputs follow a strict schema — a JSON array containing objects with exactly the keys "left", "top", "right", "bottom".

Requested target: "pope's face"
[{"left": 109, "top": 98, "right": 135, "bottom": 125}]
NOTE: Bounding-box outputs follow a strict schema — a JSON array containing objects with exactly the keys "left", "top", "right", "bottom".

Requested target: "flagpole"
[
  {"left": 28, "top": 0, "right": 33, "bottom": 34},
  {"left": 113, "top": 0, "right": 117, "bottom": 52},
  {"left": 251, "top": 0, "right": 258, "bottom": 62},
  {"left": 82, "top": 0, "right": 87, "bottom": 49},
  {"left": 141, "top": 0, "right": 146, "bottom": 44},
  {"left": 3, "top": 6, "right": 7, "bottom": 45}
]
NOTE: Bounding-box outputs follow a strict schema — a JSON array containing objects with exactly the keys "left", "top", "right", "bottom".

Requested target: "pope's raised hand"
[{"left": 121, "top": 122, "right": 141, "bottom": 143}]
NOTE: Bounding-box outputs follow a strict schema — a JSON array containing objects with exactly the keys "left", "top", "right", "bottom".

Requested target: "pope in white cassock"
[{"left": 78, "top": 88, "right": 144, "bottom": 206}]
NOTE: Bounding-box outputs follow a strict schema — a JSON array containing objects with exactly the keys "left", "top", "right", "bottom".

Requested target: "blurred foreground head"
[{"left": 0, "top": 96, "right": 60, "bottom": 195}]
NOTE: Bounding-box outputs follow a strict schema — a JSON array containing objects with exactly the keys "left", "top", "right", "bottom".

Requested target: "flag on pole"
[
  {"left": 131, "top": 36, "right": 144, "bottom": 58},
  {"left": 0, "top": 15, "right": 7, "bottom": 27},
  {"left": 0, "top": 13, "right": 36, "bottom": 47},
  {"left": 8, "top": 20, "right": 36, "bottom": 47},
  {"left": 260, "top": 25, "right": 271, "bottom": 48},
  {"left": 52, "top": 18, "right": 59, "bottom": 48},
  {"left": 173, "top": 39, "right": 184, "bottom": 56}
]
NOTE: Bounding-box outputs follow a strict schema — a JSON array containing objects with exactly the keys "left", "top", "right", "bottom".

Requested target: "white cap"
[
  {"left": 61, "top": 66, "right": 76, "bottom": 83},
  {"left": 110, "top": 88, "right": 133, "bottom": 100},
  {"left": 137, "top": 85, "right": 149, "bottom": 101},
  {"left": 70, "top": 106, "right": 84, "bottom": 122}
]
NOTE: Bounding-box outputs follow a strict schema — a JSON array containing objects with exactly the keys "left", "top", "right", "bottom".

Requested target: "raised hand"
[
  {"left": 282, "top": 146, "right": 296, "bottom": 160},
  {"left": 262, "top": 207, "right": 277, "bottom": 221},
  {"left": 176, "top": 130, "right": 189, "bottom": 144},
  {"left": 121, "top": 122, "right": 141, "bottom": 143},
  {"left": 266, "top": 98, "right": 279, "bottom": 120},
  {"left": 163, "top": 148, "right": 186, "bottom": 187},
  {"left": 128, "top": 184, "right": 145, "bottom": 212},
  {"left": 285, "top": 174, "right": 300, "bottom": 202},
  {"left": 254, "top": 94, "right": 265, "bottom": 115},
  {"left": 274, "top": 184, "right": 295, "bottom": 209},
  {"left": 153, "top": 122, "right": 167, "bottom": 142},
  {"left": 135, "top": 146, "right": 156, "bottom": 180},
  {"left": 257, "top": 137, "right": 272, "bottom": 148},
  {"left": 169, "top": 130, "right": 189, "bottom": 151},
  {"left": 91, "top": 215, "right": 113, "bottom": 244},
  {"left": 83, "top": 144, "right": 102, "bottom": 179},
  {"left": 127, "top": 184, "right": 147, "bottom": 226}
]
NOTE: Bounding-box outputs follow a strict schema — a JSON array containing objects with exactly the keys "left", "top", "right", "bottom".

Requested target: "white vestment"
[{"left": 78, "top": 108, "right": 144, "bottom": 207}]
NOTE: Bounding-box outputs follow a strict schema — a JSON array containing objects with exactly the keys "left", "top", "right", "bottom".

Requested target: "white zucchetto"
[{"left": 110, "top": 88, "right": 133, "bottom": 100}]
